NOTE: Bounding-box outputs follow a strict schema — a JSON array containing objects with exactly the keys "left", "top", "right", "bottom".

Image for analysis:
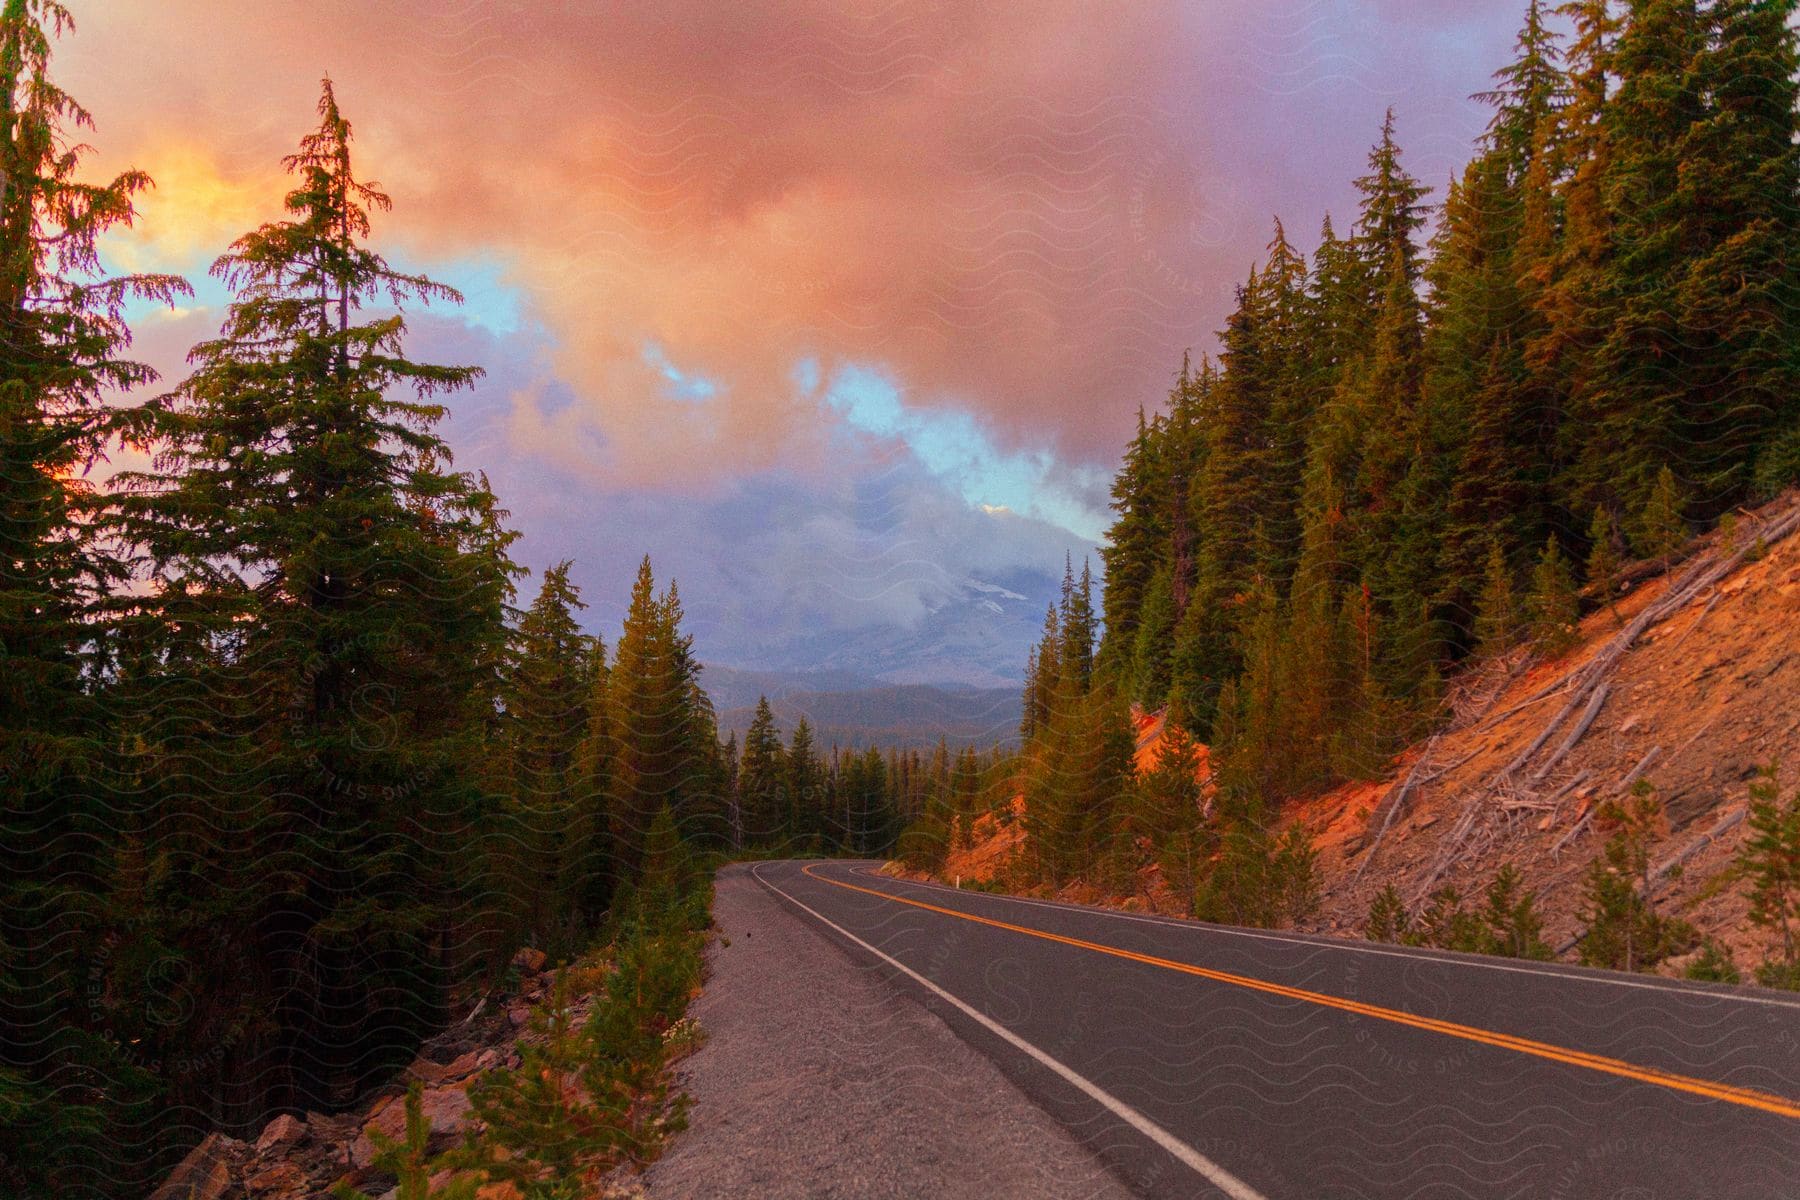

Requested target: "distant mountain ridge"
[
  {"left": 703, "top": 573, "right": 1057, "bottom": 692},
  {"left": 716, "top": 680, "right": 1021, "bottom": 752}
]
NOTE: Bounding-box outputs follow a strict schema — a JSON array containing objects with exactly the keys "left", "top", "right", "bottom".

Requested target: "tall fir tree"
[
  {"left": 0, "top": 3, "right": 187, "bottom": 1192},
  {"left": 111, "top": 79, "right": 514, "bottom": 1135}
]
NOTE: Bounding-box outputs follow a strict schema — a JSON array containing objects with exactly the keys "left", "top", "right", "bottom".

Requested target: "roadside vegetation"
[{"left": 335, "top": 815, "right": 714, "bottom": 1200}]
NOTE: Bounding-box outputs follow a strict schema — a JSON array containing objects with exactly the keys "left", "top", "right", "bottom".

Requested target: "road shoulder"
[{"left": 633, "top": 864, "right": 1138, "bottom": 1200}]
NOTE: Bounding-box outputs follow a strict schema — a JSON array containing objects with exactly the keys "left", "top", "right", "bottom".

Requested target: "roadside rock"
[
  {"left": 254, "top": 1113, "right": 307, "bottom": 1155},
  {"left": 146, "top": 1132, "right": 246, "bottom": 1200},
  {"left": 350, "top": 1084, "right": 475, "bottom": 1167}
]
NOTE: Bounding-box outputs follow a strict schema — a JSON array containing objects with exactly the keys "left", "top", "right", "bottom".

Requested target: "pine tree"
[
  {"left": 1584, "top": 504, "right": 1625, "bottom": 616},
  {"left": 1134, "top": 717, "right": 1208, "bottom": 913},
  {"left": 1579, "top": 785, "right": 1693, "bottom": 972},
  {"left": 1058, "top": 556, "right": 1097, "bottom": 694},
  {"left": 1020, "top": 603, "right": 1061, "bottom": 742},
  {"left": 1631, "top": 463, "right": 1687, "bottom": 560},
  {"left": 1535, "top": 0, "right": 1622, "bottom": 516},
  {"left": 112, "top": 79, "right": 514, "bottom": 1126},
  {"left": 1480, "top": 864, "right": 1552, "bottom": 960},
  {"left": 1526, "top": 535, "right": 1580, "bottom": 655},
  {"left": 1366, "top": 885, "right": 1411, "bottom": 943},
  {"left": 1574, "top": 0, "right": 1708, "bottom": 515},
  {"left": 786, "top": 717, "right": 824, "bottom": 849},
  {"left": 1474, "top": 539, "right": 1521, "bottom": 657},
  {"left": 1739, "top": 764, "right": 1800, "bottom": 989},
  {"left": 738, "top": 696, "right": 787, "bottom": 847},
  {"left": 1677, "top": 0, "right": 1800, "bottom": 506},
  {"left": 1128, "top": 565, "right": 1176, "bottom": 706},
  {"left": 608, "top": 558, "right": 705, "bottom": 874},
  {"left": 0, "top": 3, "right": 188, "bottom": 1189},
  {"left": 502, "top": 563, "right": 596, "bottom": 955}
]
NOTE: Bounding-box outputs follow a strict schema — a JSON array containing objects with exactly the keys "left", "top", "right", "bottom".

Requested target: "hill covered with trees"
[{"left": 1002, "top": 0, "right": 1800, "bottom": 922}]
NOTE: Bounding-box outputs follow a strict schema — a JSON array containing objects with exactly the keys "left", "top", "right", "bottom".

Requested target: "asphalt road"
[{"left": 748, "top": 859, "right": 1800, "bottom": 1200}]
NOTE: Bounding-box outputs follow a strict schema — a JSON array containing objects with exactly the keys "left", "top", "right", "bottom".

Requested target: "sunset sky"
[{"left": 70, "top": 1, "right": 1522, "bottom": 683}]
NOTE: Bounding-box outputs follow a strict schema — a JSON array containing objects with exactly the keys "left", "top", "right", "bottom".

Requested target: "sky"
[{"left": 65, "top": 0, "right": 1523, "bottom": 685}]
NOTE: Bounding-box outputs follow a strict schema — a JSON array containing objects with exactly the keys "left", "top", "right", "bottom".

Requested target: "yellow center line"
[{"left": 801, "top": 863, "right": 1800, "bottom": 1122}]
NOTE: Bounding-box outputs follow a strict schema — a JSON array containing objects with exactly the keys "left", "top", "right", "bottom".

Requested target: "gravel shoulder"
[{"left": 634, "top": 863, "right": 1138, "bottom": 1200}]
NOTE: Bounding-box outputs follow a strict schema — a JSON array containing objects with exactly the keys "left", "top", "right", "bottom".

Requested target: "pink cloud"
[{"left": 64, "top": 0, "right": 1517, "bottom": 496}]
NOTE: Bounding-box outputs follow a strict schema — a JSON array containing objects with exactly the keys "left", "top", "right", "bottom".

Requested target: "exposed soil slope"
[
  {"left": 943, "top": 492, "right": 1800, "bottom": 973},
  {"left": 1303, "top": 491, "right": 1800, "bottom": 965}
]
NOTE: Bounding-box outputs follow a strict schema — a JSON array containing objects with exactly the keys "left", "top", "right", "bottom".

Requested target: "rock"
[
  {"left": 512, "top": 947, "right": 548, "bottom": 973},
  {"left": 442, "top": 1049, "right": 483, "bottom": 1080},
  {"left": 254, "top": 1112, "right": 307, "bottom": 1155},
  {"left": 507, "top": 1001, "right": 532, "bottom": 1027},
  {"left": 406, "top": 1055, "right": 453, "bottom": 1084},
  {"left": 350, "top": 1085, "right": 473, "bottom": 1168},
  {"left": 246, "top": 1160, "right": 306, "bottom": 1194},
  {"left": 147, "top": 1132, "right": 244, "bottom": 1200}
]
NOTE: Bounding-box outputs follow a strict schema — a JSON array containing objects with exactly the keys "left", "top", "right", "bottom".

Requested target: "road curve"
[{"left": 749, "top": 859, "right": 1800, "bottom": 1200}]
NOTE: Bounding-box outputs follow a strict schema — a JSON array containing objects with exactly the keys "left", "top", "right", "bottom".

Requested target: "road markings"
[
  {"left": 857, "top": 866, "right": 1800, "bottom": 1011},
  {"left": 801, "top": 864, "right": 1800, "bottom": 1123},
  {"left": 751, "top": 864, "right": 1272, "bottom": 1200}
]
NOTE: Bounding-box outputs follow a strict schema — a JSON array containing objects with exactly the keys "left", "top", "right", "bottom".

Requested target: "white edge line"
[
  {"left": 749, "top": 862, "right": 1270, "bottom": 1200},
  {"left": 852, "top": 866, "right": 1800, "bottom": 1012}
]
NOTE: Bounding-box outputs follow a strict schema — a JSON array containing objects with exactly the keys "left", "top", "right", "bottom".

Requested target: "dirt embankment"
[
  {"left": 943, "top": 492, "right": 1800, "bottom": 972},
  {"left": 1304, "top": 492, "right": 1800, "bottom": 963}
]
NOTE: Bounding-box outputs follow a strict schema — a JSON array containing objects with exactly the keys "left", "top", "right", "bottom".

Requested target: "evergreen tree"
[
  {"left": 786, "top": 717, "right": 824, "bottom": 849},
  {"left": 1057, "top": 556, "right": 1097, "bottom": 694},
  {"left": 0, "top": 3, "right": 187, "bottom": 1190},
  {"left": 1366, "top": 885, "right": 1412, "bottom": 943},
  {"left": 1474, "top": 539, "right": 1521, "bottom": 657},
  {"left": 1024, "top": 683, "right": 1134, "bottom": 885},
  {"left": 501, "top": 563, "right": 597, "bottom": 955},
  {"left": 1678, "top": 0, "right": 1800, "bottom": 506},
  {"left": 607, "top": 558, "right": 707, "bottom": 872},
  {"left": 1480, "top": 864, "right": 1552, "bottom": 959},
  {"left": 1020, "top": 603, "right": 1061, "bottom": 742},
  {"left": 1579, "top": 786, "right": 1693, "bottom": 971},
  {"left": 1574, "top": 0, "right": 1708, "bottom": 515},
  {"left": 1584, "top": 504, "right": 1625, "bottom": 617},
  {"left": 112, "top": 79, "right": 514, "bottom": 1128},
  {"left": 1739, "top": 764, "right": 1800, "bottom": 988},
  {"left": 1133, "top": 717, "right": 1208, "bottom": 913},
  {"left": 1631, "top": 463, "right": 1688, "bottom": 560},
  {"left": 1526, "top": 534, "right": 1580, "bottom": 654},
  {"left": 738, "top": 696, "right": 787, "bottom": 847}
]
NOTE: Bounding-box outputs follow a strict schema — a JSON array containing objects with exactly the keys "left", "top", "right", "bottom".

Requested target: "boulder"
[
  {"left": 350, "top": 1085, "right": 473, "bottom": 1168},
  {"left": 254, "top": 1112, "right": 307, "bottom": 1155},
  {"left": 245, "top": 1160, "right": 306, "bottom": 1195},
  {"left": 147, "top": 1132, "right": 243, "bottom": 1200},
  {"left": 511, "top": 947, "right": 548, "bottom": 973},
  {"left": 442, "top": 1049, "right": 483, "bottom": 1080}
]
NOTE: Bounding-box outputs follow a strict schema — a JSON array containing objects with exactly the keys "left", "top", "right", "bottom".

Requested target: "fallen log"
[
  {"left": 1351, "top": 733, "right": 1443, "bottom": 884},
  {"left": 1529, "top": 682, "right": 1610, "bottom": 784},
  {"left": 1649, "top": 807, "right": 1748, "bottom": 894}
]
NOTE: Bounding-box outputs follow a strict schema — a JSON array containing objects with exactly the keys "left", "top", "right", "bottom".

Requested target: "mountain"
[
  {"left": 718, "top": 682, "right": 1021, "bottom": 751},
  {"left": 707, "top": 573, "right": 1057, "bottom": 691}
]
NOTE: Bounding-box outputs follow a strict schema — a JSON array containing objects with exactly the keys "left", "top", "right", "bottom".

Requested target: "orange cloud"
[{"left": 62, "top": 0, "right": 1515, "bottom": 499}]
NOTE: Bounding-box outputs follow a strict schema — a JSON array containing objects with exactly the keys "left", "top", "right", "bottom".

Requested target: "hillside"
[{"left": 943, "top": 492, "right": 1800, "bottom": 972}]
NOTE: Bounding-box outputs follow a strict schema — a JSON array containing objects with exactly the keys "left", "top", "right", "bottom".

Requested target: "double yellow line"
[{"left": 803, "top": 864, "right": 1800, "bottom": 1122}]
